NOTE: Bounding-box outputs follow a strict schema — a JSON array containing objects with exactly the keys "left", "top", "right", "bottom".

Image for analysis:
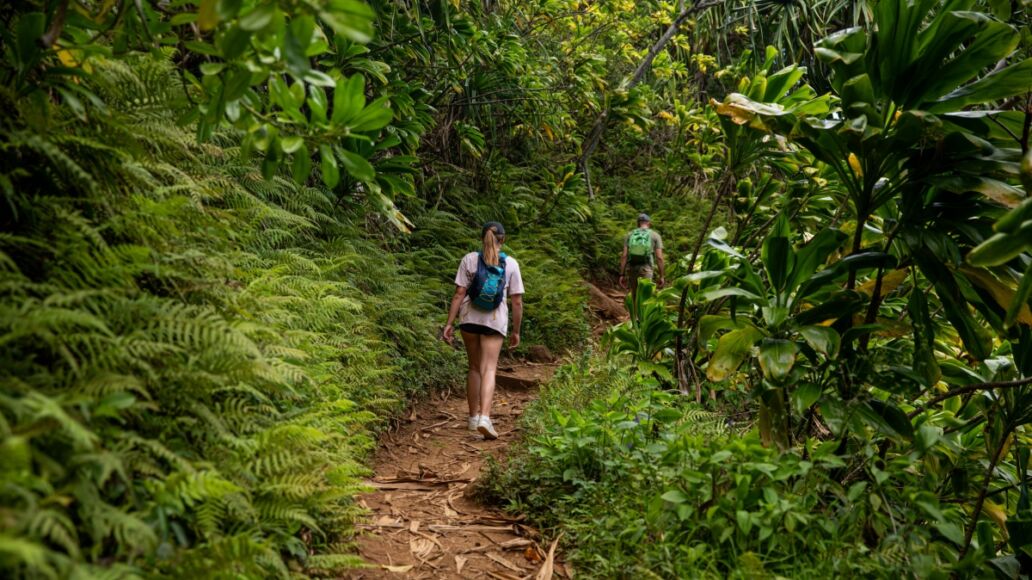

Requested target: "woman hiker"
[{"left": 441, "top": 222, "right": 524, "bottom": 440}]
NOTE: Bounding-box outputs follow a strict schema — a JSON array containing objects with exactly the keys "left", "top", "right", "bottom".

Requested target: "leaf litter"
[{"left": 350, "top": 358, "right": 563, "bottom": 578}]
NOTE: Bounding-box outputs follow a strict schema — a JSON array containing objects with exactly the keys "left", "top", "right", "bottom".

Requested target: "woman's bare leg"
[
  {"left": 477, "top": 334, "right": 505, "bottom": 417},
  {"left": 460, "top": 330, "right": 482, "bottom": 416}
]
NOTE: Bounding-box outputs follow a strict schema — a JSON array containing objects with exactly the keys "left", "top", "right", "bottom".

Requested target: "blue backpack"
[{"left": 469, "top": 252, "right": 507, "bottom": 311}]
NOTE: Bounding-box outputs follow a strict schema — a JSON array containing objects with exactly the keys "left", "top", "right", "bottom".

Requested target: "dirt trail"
[{"left": 348, "top": 282, "right": 625, "bottom": 579}]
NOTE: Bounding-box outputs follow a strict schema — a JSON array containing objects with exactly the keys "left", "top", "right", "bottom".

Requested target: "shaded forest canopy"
[{"left": 1, "top": 0, "right": 1032, "bottom": 577}]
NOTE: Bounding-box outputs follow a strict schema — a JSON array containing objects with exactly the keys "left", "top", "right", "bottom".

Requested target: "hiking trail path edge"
[{"left": 347, "top": 283, "right": 627, "bottom": 579}]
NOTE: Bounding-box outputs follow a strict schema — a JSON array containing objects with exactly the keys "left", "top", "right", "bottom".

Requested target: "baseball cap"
[
  {"left": 482, "top": 221, "right": 506, "bottom": 237},
  {"left": 637, "top": 213, "right": 651, "bottom": 223}
]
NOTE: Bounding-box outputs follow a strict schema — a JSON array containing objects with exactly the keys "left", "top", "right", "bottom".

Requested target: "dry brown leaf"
[
  {"left": 535, "top": 533, "right": 563, "bottom": 580},
  {"left": 409, "top": 520, "right": 420, "bottom": 533},
  {"left": 524, "top": 546, "right": 542, "bottom": 563},
  {"left": 375, "top": 515, "right": 402, "bottom": 527},
  {"left": 410, "top": 537, "right": 435, "bottom": 560},
  {"left": 383, "top": 564, "right": 414, "bottom": 573},
  {"left": 455, "top": 555, "right": 468, "bottom": 574},
  {"left": 498, "top": 538, "right": 533, "bottom": 550},
  {"left": 486, "top": 573, "right": 522, "bottom": 580},
  {"left": 412, "top": 530, "right": 444, "bottom": 551},
  {"left": 487, "top": 552, "right": 524, "bottom": 572}
]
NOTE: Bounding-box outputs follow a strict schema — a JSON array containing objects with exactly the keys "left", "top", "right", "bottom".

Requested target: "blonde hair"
[{"left": 482, "top": 227, "right": 502, "bottom": 266}]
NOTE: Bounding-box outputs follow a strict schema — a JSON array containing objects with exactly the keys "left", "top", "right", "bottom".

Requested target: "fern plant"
[{"left": 0, "top": 53, "right": 459, "bottom": 578}]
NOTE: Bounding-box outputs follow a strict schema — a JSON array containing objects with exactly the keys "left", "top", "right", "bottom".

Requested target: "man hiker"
[{"left": 619, "top": 213, "right": 665, "bottom": 299}]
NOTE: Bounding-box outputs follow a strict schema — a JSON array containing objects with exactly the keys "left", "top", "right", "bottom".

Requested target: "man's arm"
[
  {"left": 510, "top": 294, "right": 523, "bottom": 348},
  {"left": 618, "top": 244, "right": 629, "bottom": 288},
  {"left": 655, "top": 248, "right": 666, "bottom": 287}
]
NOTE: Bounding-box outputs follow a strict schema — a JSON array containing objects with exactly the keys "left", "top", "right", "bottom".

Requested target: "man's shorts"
[
  {"left": 630, "top": 264, "right": 654, "bottom": 281},
  {"left": 628, "top": 264, "right": 654, "bottom": 296}
]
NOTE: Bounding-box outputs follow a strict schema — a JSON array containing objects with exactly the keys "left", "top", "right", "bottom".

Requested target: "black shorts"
[{"left": 459, "top": 323, "right": 502, "bottom": 336}]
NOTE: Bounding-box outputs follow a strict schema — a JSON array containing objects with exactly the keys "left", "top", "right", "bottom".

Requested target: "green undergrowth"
[
  {"left": 486, "top": 356, "right": 970, "bottom": 578},
  {"left": 0, "top": 52, "right": 596, "bottom": 577}
]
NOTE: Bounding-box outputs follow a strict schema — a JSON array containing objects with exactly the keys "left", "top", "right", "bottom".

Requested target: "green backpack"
[{"left": 627, "top": 228, "right": 654, "bottom": 265}]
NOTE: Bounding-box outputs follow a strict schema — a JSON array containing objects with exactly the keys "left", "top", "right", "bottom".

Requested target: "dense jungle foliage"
[{"left": 1, "top": 0, "right": 1031, "bottom": 578}]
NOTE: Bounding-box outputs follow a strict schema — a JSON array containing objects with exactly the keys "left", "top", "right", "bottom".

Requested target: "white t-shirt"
[{"left": 454, "top": 252, "right": 525, "bottom": 336}]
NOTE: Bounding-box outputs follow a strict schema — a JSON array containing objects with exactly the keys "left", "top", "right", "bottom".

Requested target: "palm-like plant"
[{"left": 715, "top": 0, "right": 1031, "bottom": 359}]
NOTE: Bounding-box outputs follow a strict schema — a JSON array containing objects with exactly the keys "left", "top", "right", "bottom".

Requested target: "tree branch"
[
  {"left": 907, "top": 376, "right": 1032, "bottom": 418},
  {"left": 578, "top": 0, "right": 724, "bottom": 198}
]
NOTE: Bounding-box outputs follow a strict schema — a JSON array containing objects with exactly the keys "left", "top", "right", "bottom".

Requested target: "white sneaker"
[
  {"left": 477, "top": 416, "right": 498, "bottom": 440},
  {"left": 467, "top": 415, "right": 481, "bottom": 431}
]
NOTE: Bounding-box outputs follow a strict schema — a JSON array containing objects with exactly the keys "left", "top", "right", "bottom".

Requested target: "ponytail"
[{"left": 482, "top": 228, "right": 501, "bottom": 266}]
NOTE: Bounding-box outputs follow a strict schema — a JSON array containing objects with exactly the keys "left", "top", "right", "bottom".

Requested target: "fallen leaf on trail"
[
  {"left": 408, "top": 409, "right": 418, "bottom": 421},
  {"left": 409, "top": 520, "right": 420, "bottom": 533},
  {"left": 383, "top": 564, "right": 414, "bottom": 573},
  {"left": 375, "top": 515, "right": 401, "bottom": 527},
  {"left": 499, "top": 538, "right": 533, "bottom": 550},
  {"left": 410, "top": 537, "right": 435, "bottom": 560},
  {"left": 487, "top": 552, "right": 524, "bottom": 572},
  {"left": 443, "top": 505, "right": 459, "bottom": 518},
  {"left": 455, "top": 555, "right": 468, "bottom": 574},
  {"left": 535, "top": 533, "right": 563, "bottom": 580}
]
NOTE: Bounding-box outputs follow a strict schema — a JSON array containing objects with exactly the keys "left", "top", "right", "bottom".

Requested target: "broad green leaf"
[
  {"left": 269, "top": 75, "right": 296, "bottom": 110},
  {"left": 350, "top": 97, "right": 395, "bottom": 132},
  {"left": 318, "top": 0, "right": 376, "bottom": 43},
  {"left": 302, "top": 70, "right": 336, "bottom": 87},
  {"left": 219, "top": 26, "right": 252, "bottom": 60},
  {"left": 280, "top": 136, "right": 304, "bottom": 154},
  {"left": 909, "top": 288, "right": 940, "bottom": 387},
  {"left": 915, "top": 424, "right": 942, "bottom": 453},
  {"left": 934, "top": 522, "right": 964, "bottom": 546},
  {"left": 222, "top": 67, "right": 252, "bottom": 102},
  {"left": 292, "top": 143, "right": 311, "bottom": 183},
  {"left": 238, "top": 4, "right": 275, "bottom": 31},
  {"left": 962, "top": 266, "right": 1032, "bottom": 327},
  {"left": 700, "top": 287, "right": 763, "bottom": 303},
  {"left": 332, "top": 75, "right": 366, "bottom": 125},
  {"left": 283, "top": 16, "right": 314, "bottom": 76},
  {"left": 15, "top": 13, "right": 45, "bottom": 66},
  {"left": 319, "top": 145, "right": 339, "bottom": 188},
  {"left": 200, "top": 62, "right": 225, "bottom": 76},
  {"left": 798, "top": 326, "right": 840, "bottom": 359},
  {"left": 791, "top": 383, "right": 821, "bottom": 415},
  {"left": 793, "top": 291, "right": 866, "bottom": 327},
  {"left": 931, "top": 58, "right": 1032, "bottom": 113},
  {"left": 997, "top": 198, "right": 1032, "bottom": 234},
  {"left": 660, "top": 490, "right": 688, "bottom": 504},
  {"left": 968, "top": 223, "right": 1032, "bottom": 267},
  {"left": 865, "top": 399, "right": 914, "bottom": 439},
  {"left": 757, "top": 339, "right": 797, "bottom": 381},
  {"left": 336, "top": 148, "right": 375, "bottom": 182},
  {"left": 1006, "top": 263, "right": 1032, "bottom": 329},
  {"left": 761, "top": 216, "right": 793, "bottom": 293},
  {"left": 788, "top": 229, "right": 847, "bottom": 298},
  {"left": 308, "top": 87, "right": 328, "bottom": 124},
  {"left": 698, "top": 315, "right": 745, "bottom": 343},
  {"left": 706, "top": 325, "right": 764, "bottom": 382}
]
